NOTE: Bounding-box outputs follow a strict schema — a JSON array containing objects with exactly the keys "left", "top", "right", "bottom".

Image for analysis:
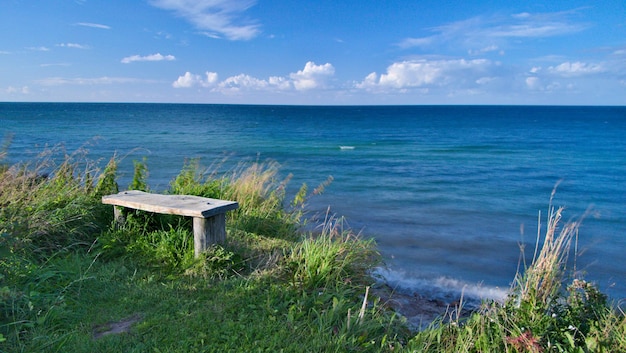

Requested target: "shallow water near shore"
[{"left": 2, "top": 103, "right": 625, "bottom": 302}]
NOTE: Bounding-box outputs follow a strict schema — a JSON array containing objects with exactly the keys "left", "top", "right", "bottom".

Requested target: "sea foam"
[{"left": 373, "top": 267, "right": 509, "bottom": 304}]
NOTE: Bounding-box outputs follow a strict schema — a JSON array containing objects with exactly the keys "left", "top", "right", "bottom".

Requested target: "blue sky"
[{"left": 1, "top": 1, "right": 625, "bottom": 105}]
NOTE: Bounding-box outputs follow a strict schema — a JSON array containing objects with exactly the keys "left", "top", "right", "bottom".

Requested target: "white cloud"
[
  {"left": 546, "top": 81, "right": 563, "bottom": 91},
  {"left": 5, "top": 86, "right": 29, "bottom": 94},
  {"left": 218, "top": 74, "right": 269, "bottom": 92},
  {"left": 121, "top": 53, "right": 176, "bottom": 63},
  {"left": 468, "top": 45, "right": 499, "bottom": 55},
  {"left": 522, "top": 60, "right": 611, "bottom": 93},
  {"left": 380, "top": 61, "right": 440, "bottom": 88},
  {"left": 268, "top": 76, "right": 291, "bottom": 90},
  {"left": 150, "top": 0, "right": 260, "bottom": 40},
  {"left": 525, "top": 77, "right": 569, "bottom": 92},
  {"left": 155, "top": 31, "right": 173, "bottom": 40},
  {"left": 172, "top": 71, "right": 219, "bottom": 88},
  {"left": 57, "top": 43, "right": 89, "bottom": 49},
  {"left": 397, "top": 37, "right": 433, "bottom": 49},
  {"left": 199, "top": 31, "right": 221, "bottom": 39},
  {"left": 37, "top": 77, "right": 156, "bottom": 86},
  {"left": 204, "top": 72, "right": 219, "bottom": 86},
  {"left": 289, "top": 62, "right": 335, "bottom": 90},
  {"left": 548, "top": 61, "right": 605, "bottom": 77},
  {"left": 75, "top": 22, "right": 111, "bottom": 30},
  {"left": 356, "top": 59, "right": 491, "bottom": 91},
  {"left": 512, "top": 12, "right": 531, "bottom": 19},
  {"left": 398, "top": 10, "right": 587, "bottom": 51},
  {"left": 356, "top": 72, "right": 379, "bottom": 89},
  {"left": 476, "top": 77, "right": 495, "bottom": 85},
  {"left": 173, "top": 72, "right": 201, "bottom": 88},
  {"left": 525, "top": 77, "right": 541, "bottom": 90},
  {"left": 172, "top": 62, "right": 335, "bottom": 93},
  {"left": 40, "top": 63, "right": 71, "bottom": 67},
  {"left": 26, "top": 46, "right": 49, "bottom": 52},
  {"left": 490, "top": 24, "right": 580, "bottom": 38}
]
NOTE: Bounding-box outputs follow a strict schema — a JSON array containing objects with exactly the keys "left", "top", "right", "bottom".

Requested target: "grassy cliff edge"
[{"left": 1, "top": 148, "right": 624, "bottom": 352}]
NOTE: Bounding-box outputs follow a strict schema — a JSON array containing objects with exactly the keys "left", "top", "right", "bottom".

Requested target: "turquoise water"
[{"left": 2, "top": 103, "right": 625, "bottom": 301}]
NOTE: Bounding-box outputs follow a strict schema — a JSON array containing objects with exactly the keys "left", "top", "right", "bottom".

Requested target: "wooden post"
[
  {"left": 193, "top": 214, "right": 226, "bottom": 257},
  {"left": 113, "top": 206, "right": 125, "bottom": 228}
]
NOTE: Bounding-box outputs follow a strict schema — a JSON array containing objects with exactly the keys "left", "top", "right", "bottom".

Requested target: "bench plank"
[{"left": 102, "top": 190, "right": 238, "bottom": 218}]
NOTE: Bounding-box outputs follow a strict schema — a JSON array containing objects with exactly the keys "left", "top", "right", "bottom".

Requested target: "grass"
[{"left": 1, "top": 144, "right": 625, "bottom": 352}]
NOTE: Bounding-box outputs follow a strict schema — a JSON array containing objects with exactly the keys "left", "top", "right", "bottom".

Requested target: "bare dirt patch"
[{"left": 93, "top": 314, "right": 142, "bottom": 339}]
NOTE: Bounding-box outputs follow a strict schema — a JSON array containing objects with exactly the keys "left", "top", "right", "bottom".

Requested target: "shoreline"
[{"left": 372, "top": 283, "right": 475, "bottom": 331}]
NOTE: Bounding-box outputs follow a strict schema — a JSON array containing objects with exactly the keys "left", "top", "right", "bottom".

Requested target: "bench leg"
[
  {"left": 193, "top": 214, "right": 226, "bottom": 258},
  {"left": 113, "top": 206, "right": 126, "bottom": 228}
]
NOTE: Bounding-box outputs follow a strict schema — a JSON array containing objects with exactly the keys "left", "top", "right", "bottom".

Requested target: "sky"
[{"left": 1, "top": 0, "right": 625, "bottom": 105}]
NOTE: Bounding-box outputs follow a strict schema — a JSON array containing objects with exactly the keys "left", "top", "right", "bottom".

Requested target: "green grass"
[{"left": 1, "top": 145, "right": 625, "bottom": 352}]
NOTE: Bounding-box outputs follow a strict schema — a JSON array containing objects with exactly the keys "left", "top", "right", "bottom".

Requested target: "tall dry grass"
[
  {"left": 407, "top": 188, "right": 626, "bottom": 352},
  {"left": 0, "top": 146, "right": 118, "bottom": 254}
]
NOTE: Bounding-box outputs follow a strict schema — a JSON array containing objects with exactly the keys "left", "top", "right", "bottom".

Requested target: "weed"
[
  {"left": 129, "top": 158, "right": 149, "bottom": 192},
  {"left": 168, "top": 158, "right": 226, "bottom": 198},
  {"left": 185, "top": 244, "right": 245, "bottom": 280},
  {"left": 287, "top": 214, "right": 377, "bottom": 291}
]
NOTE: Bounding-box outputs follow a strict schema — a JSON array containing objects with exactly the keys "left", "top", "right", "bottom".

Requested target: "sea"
[{"left": 2, "top": 103, "right": 625, "bottom": 304}]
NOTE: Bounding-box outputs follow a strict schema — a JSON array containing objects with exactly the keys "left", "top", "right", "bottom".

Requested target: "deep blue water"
[{"left": 2, "top": 103, "right": 625, "bottom": 301}]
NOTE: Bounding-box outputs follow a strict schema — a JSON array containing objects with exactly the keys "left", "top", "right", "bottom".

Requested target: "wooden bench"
[{"left": 102, "top": 190, "right": 239, "bottom": 258}]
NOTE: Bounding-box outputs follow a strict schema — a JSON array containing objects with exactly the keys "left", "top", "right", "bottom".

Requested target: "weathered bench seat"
[{"left": 102, "top": 190, "right": 239, "bottom": 258}]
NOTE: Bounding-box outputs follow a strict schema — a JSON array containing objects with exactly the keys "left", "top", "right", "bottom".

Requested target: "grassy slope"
[
  {"left": 24, "top": 255, "right": 384, "bottom": 352},
  {"left": 1, "top": 149, "right": 624, "bottom": 352}
]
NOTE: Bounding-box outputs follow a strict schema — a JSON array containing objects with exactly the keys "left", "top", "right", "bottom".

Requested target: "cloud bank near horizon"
[{"left": 172, "top": 61, "right": 335, "bottom": 92}]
